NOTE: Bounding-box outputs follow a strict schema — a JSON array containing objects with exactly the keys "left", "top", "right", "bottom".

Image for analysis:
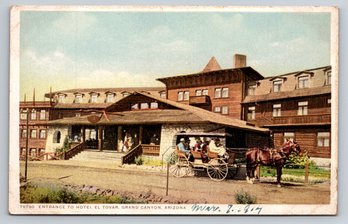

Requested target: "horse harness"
[{"left": 256, "top": 147, "right": 287, "bottom": 164}]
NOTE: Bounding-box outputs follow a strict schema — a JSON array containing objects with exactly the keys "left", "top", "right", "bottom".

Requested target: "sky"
[{"left": 19, "top": 10, "right": 331, "bottom": 101}]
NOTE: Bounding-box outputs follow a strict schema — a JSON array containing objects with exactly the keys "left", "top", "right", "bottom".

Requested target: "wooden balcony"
[
  {"left": 260, "top": 114, "right": 331, "bottom": 127},
  {"left": 189, "top": 95, "right": 211, "bottom": 105}
]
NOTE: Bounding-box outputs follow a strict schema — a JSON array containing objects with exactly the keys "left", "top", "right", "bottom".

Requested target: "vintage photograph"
[{"left": 9, "top": 6, "right": 338, "bottom": 215}]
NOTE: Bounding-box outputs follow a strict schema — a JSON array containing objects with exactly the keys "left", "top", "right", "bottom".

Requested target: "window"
[
  {"left": 298, "top": 101, "right": 308, "bottom": 115},
  {"left": 30, "top": 129, "right": 37, "bottom": 139},
  {"left": 247, "top": 106, "right": 256, "bottom": 120},
  {"left": 222, "top": 88, "right": 229, "bottom": 98},
  {"left": 273, "top": 79, "right": 283, "bottom": 92},
  {"left": 195, "top": 89, "right": 202, "bottom": 96},
  {"left": 140, "top": 103, "right": 149, "bottom": 109},
  {"left": 273, "top": 104, "right": 281, "bottom": 117},
  {"left": 326, "top": 71, "right": 332, "bottom": 85},
  {"left": 214, "top": 106, "right": 221, "bottom": 113},
  {"left": 74, "top": 94, "right": 83, "bottom": 103},
  {"left": 90, "top": 94, "right": 98, "bottom": 103},
  {"left": 284, "top": 132, "right": 295, "bottom": 142},
  {"left": 30, "top": 110, "right": 36, "bottom": 120},
  {"left": 20, "top": 110, "right": 27, "bottom": 120},
  {"left": 317, "top": 132, "right": 330, "bottom": 147},
  {"left": 39, "top": 130, "right": 46, "bottom": 139},
  {"left": 298, "top": 76, "right": 309, "bottom": 89},
  {"left": 122, "top": 92, "right": 131, "bottom": 97},
  {"left": 202, "top": 89, "right": 209, "bottom": 96},
  {"left": 150, "top": 102, "right": 158, "bottom": 109},
  {"left": 21, "top": 129, "right": 27, "bottom": 138},
  {"left": 159, "top": 92, "right": 166, "bottom": 99},
  {"left": 106, "top": 93, "right": 114, "bottom": 103},
  {"left": 183, "top": 91, "right": 189, "bottom": 101},
  {"left": 40, "top": 110, "right": 46, "bottom": 120},
  {"left": 131, "top": 103, "right": 139, "bottom": 110},
  {"left": 58, "top": 94, "right": 65, "bottom": 103},
  {"left": 248, "top": 84, "right": 256, "bottom": 96},
  {"left": 214, "top": 88, "right": 222, "bottom": 98},
  {"left": 222, "top": 106, "right": 229, "bottom": 115},
  {"left": 76, "top": 113, "right": 81, "bottom": 117},
  {"left": 328, "top": 98, "right": 331, "bottom": 104},
  {"left": 177, "top": 92, "right": 184, "bottom": 101}
]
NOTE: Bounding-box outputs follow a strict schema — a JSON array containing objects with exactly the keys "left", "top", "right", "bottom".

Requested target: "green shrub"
[
  {"left": 135, "top": 156, "right": 144, "bottom": 165},
  {"left": 235, "top": 190, "right": 257, "bottom": 204},
  {"left": 20, "top": 185, "right": 79, "bottom": 203},
  {"left": 285, "top": 151, "right": 312, "bottom": 169}
]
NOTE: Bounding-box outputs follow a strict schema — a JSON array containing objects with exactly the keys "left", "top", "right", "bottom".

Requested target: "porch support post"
[
  {"left": 98, "top": 126, "right": 103, "bottom": 151},
  {"left": 139, "top": 125, "right": 143, "bottom": 145},
  {"left": 81, "top": 126, "right": 86, "bottom": 143},
  {"left": 117, "top": 126, "right": 123, "bottom": 152}
]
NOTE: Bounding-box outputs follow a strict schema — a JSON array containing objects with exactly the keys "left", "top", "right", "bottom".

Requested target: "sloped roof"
[
  {"left": 243, "top": 86, "right": 331, "bottom": 103},
  {"left": 52, "top": 103, "right": 113, "bottom": 109},
  {"left": 202, "top": 56, "right": 222, "bottom": 72},
  {"left": 48, "top": 109, "right": 205, "bottom": 125},
  {"left": 44, "top": 87, "right": 165, "bottom": 97},
  {"left": 108, "top": 92, "right": 268, "bottom": 133},
  {"left": 49, "top": 92, "right": 268, "bottom": 133}
]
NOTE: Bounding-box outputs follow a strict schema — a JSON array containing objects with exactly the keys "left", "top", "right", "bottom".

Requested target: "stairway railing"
[
  {"left": 121, "top": 144, "right": 142, "bottom": 165},
  {"left": 64, "top": 142, "right": 87, "bottom": 160}
]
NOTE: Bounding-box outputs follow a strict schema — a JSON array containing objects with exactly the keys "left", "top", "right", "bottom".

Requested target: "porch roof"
[{"left": 48, "top": 109, "right": 207, "bottom": 125}]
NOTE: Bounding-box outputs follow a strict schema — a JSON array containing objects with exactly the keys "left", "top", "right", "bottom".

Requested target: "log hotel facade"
[{"left": 19, "top": 54, "right": 332, "bottom": 164}]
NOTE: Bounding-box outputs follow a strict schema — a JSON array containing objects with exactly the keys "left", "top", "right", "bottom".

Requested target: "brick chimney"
[{"left": 234, "top": 54, "right": 247, "bottom": 68}]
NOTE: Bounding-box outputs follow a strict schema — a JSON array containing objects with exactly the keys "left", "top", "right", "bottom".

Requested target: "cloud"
[{"left": 52, "top": 12, "right": 97, "bottom": 35}]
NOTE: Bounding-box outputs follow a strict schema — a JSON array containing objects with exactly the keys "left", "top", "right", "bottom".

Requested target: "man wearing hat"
[{"left": 177, "top": 137, "right": 195, "bottom": 162}]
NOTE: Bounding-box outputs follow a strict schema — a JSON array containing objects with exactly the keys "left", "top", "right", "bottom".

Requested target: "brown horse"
[{"left": 246, "top": 139, "right": 301, "bottom": 187}]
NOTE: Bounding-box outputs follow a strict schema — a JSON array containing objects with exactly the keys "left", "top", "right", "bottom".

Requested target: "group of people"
[{"left": 177, "top": 137, "right": 229, "bottom": 162}]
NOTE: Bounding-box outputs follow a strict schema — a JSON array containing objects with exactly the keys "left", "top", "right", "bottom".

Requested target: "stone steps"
[{"left": 69, "top": 149, "right": 125, "bottom": 163}]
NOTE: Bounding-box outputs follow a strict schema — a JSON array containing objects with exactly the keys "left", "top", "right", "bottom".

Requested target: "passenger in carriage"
[
  {"left": 209, "top": 138, "right": 229, "bottom": 159},
  {"left": 193, "top": 138, "right": 203, "bottom": 151},
  {"left": 177, "top": 137, "right": 194, "bottom": 162}
]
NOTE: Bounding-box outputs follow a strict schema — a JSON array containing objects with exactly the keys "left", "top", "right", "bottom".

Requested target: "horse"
[{"left": 245, "top": 139, "right": 301, "bottom": 187}]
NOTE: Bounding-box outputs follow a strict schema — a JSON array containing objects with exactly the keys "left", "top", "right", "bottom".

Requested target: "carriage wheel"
[
  {"left": 168, "top": 152, "right": 191, "bottom": 178},
  {"left": 207, "top": 158, "right": 228, "bottom": 181}
]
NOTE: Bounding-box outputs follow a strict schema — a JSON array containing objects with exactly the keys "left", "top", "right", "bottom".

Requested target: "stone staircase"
[{"left": 69, "top": 149, "right": 125, "bottom": 163}]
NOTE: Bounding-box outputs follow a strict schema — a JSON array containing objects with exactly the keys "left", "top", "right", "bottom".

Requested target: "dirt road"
[{"left": 20, "top": 161, "right": 330, "bottom": 204}]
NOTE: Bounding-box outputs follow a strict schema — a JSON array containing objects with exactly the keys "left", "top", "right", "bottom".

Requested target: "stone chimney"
[{"left": 234, "top": 54, "right": 247, "bottom": 68}]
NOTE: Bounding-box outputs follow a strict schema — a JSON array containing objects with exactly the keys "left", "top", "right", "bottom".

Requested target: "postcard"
[{"left": 9, "top": 5, "right": 338, "bottom": 215}]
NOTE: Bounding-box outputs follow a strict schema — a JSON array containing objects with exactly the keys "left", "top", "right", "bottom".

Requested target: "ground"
[{"left": 20, "top": 160, "right": 330, "bottom": 204}]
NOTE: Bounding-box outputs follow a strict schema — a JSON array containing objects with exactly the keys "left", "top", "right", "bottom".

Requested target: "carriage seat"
[
  {"left": 176, "top": 147, "right": 188, "bottom": 159},
  {"left": 190, "top": 149, "right": 202, "bottom": 159}
]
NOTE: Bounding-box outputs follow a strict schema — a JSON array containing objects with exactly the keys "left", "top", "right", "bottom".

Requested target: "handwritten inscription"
[{"left": 191, "top": 204, "right": 263, "bottom": 215}]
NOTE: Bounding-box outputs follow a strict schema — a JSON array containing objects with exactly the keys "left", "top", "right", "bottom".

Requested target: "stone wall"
[
  {"left": 159, "top": 123, "right": 223, "bottom": 159},
  {"left": 45, "top": 125, "right": 70, "bottom": 153}
]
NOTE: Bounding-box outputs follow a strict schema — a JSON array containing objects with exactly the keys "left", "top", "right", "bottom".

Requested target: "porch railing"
[
  {"left": 121, "top": 144, "right": 142, "bottom": 165},
  {"left": 141, "top": 144, "right": 160, "bottom": 156},
  {"left": 64, "top": 142, "right": 87, "bottom": 160}
]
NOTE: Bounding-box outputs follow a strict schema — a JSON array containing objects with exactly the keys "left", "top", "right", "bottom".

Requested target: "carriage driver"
[
  {"left": 177, "top": 137, "right": 194, "bottom": 161},
  {"left": 209, "top": 138, "right": 229, "bottom": 159}
]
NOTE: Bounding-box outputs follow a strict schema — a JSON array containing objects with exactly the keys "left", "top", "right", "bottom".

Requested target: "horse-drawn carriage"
[
  {"left": 167, "top": 132, "right": 301, "bottom": 185},
  {"left": 167, "top": 132, "right": 247, "bottom": 181}
]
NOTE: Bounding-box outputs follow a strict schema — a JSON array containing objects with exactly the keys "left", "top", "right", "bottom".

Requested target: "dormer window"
[
  {"left": 298, "top": 75, "right": 309, "bottom": 89},
  {"left": 58, "top": 94, "right": 66, "bottom": 103},
  {"left": 325, "top": 71, "right": 332, "bottom": 85},
  {"left": 105, "top": 92, "right": 115, "bottom": 103},
  {"left": 89, "top": 92, "right": 99, "bottom": 103},
  {"left": 122, "top": 91, "right": 131, "bottom": 97},
  {"left": 74, "top": 94, "right": 83, "bottom": 104},
  {"left": 273, "top": 79, "right": 283, "bottom": 92},
  {"left": 159, "top": 91, "right": 166, "bottom": 99},
  {"left": 247, "top": 83, "right": 257, "bottom": 96}
]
